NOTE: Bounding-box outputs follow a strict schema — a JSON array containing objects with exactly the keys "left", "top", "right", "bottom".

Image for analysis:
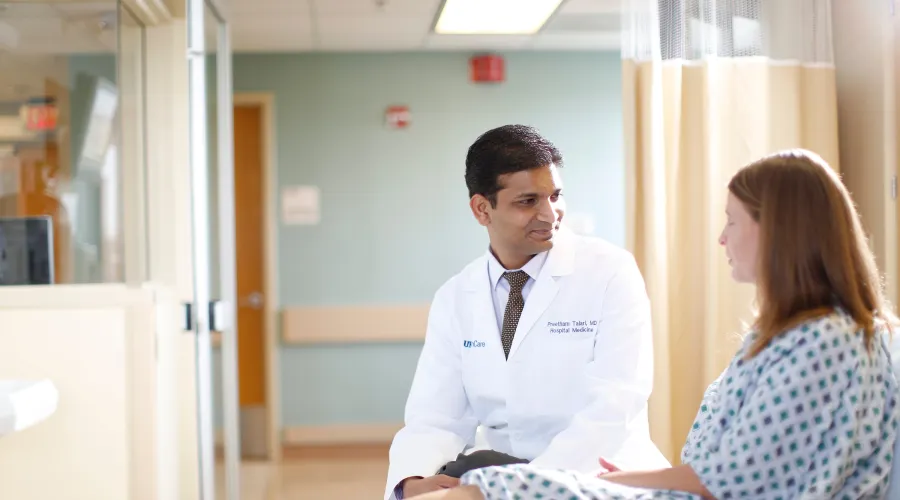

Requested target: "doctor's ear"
[{"left": 470, "top": 195, "right": 492, "bottom": 226}]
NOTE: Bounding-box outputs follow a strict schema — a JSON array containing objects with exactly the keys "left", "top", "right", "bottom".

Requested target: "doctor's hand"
[{"left": 403, "top": 475, "right": 460, "bottom": 497}]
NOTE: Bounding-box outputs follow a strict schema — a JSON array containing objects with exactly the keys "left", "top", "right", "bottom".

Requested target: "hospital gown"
[{"left": 460, "top": 310, "right": 900, "bottom": 499}]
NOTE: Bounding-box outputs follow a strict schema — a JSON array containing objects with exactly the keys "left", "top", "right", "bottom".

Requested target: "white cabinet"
[{"left": 0, "top": 380, "right": 58, "bottom": 437}]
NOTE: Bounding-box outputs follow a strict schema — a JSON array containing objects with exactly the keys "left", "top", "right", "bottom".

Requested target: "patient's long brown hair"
[{"left": 728, "top": 149, "right": 894, "bottom": 358}]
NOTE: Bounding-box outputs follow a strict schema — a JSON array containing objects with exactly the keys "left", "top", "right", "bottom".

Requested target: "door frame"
[{"left": 233, "top": 92, "right": 282, "bottom": 462}]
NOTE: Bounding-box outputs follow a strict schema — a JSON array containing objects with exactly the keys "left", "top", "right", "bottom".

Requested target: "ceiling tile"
[
  {"left": 232, "top": 27, "right": 314, "bottom": 52},
  {"left": 315, "top": 20, "right": 427, "bottom": 51},
  {"left": 0, "top": 4, "right": 58, "bottom": 18},
  {"left": 316, "top": 37, "right": 423, "bottom": 51},
  {"left": 230, "top": 0, "right": 303, "bottom": 6},
  {"left": 311, "top": 0, "right": 441, "bottom": 17},
  {"left": 50, "top": 2, "right": 117, "bottom": 16},
  {"left": 424, "top": 34, "right": 533, "bottom": 51},
  {"left": 10, "top": 40, "right": 115, "bottom": 54},
  {"left": 230, "top": 0, "right": 310, "bottom": 17},
  {"left": 542, "top": 11, "right": 620, "bottom": 33},
  {"left": 0, "top": 18, "right": 63, "bottom": 38},
  {"left": 531, "top": 32, "right": 619, "bottom": 50},
  {"left": 233, "top": 16, "right": 313, "bottom": 35},
  {"left": 558, "top": 0, "right": 621, "bottom": 15},
  {"left": 233, "top": 38, "right": 314, "bottom": 52},
  {"left": 315, "top": 16, "right": 431, "bottom": 36}
]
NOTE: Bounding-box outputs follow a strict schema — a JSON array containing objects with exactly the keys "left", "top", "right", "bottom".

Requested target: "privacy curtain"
[{"left": 620, "top": 0, "right": 840, "bottom": 462}]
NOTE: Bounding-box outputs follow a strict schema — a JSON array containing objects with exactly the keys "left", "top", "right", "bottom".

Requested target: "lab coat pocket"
[{"left": 543, "top": 333, "right": 596, "bottom": 366}]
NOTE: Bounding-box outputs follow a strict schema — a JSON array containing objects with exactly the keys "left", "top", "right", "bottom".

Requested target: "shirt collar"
[{"left": 487, "top": 248, "right": 548, "bottom": 290}]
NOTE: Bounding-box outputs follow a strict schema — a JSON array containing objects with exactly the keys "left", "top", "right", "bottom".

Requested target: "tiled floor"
[{"left": 215, "top": 445, "right": 389, "bottom": 499}]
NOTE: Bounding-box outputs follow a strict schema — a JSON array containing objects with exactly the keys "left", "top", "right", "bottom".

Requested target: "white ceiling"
[
  {"left": 225, "top": 0, "right": 622, "bottom": 52},
  {"left": 0, "top": 0, "right": 620, "bottom": 100},
  {"left": 0, "top": 0, "right": 622, "bottom": 54},
  {"left": 0, "top": 2, "right": 119, "bottom": 54}
]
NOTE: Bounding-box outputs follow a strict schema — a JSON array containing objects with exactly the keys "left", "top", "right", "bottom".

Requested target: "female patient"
[{"left": 413, "top": 149, "right": 900, "bottom": 500}]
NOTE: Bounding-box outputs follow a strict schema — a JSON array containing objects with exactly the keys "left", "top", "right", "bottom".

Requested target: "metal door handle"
[{"left": 240, "top": 291, "right": 264, "bottom": 309}]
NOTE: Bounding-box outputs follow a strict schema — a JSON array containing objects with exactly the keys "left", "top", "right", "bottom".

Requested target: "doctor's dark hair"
[{"left": 465, "top": 125, "right": 563, "bottom": 207}]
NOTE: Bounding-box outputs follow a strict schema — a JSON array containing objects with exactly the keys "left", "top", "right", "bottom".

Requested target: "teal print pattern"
[
  {"left": 459, "top": 311, "right": 899, "bottom": 500},
  {"left": 461, "top": 465, "right": 700, "bottom": 499}
]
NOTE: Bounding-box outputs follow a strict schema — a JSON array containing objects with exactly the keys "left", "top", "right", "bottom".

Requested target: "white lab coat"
[{"left": 385, "top": 230, "right": 669, "bottom": 499}]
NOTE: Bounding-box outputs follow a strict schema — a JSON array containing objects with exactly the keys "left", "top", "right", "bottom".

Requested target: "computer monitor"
[{"left": 0, "top": 216, "right": 54, "bottom": 285}]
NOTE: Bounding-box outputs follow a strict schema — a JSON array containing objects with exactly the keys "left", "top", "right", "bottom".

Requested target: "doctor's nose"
[
  {"left": 718, "top": 232, "right": 726, "bottom": 246},
  {"left": 536, "top": 200, "right": 558, "bottom": 223}
]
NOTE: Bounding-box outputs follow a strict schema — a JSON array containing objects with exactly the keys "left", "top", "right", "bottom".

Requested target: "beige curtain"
[{"left": 621, "top": 0, "right": 840, "bottom": 463}]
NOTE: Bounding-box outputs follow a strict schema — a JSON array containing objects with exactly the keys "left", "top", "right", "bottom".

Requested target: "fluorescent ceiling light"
[{"left": 434, "top": 0, "right": 564, "bottom": 35}]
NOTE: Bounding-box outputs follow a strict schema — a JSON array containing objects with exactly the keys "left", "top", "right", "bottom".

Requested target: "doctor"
[{"left": 386, "top": 125, "right": 667, "bottom": 500}]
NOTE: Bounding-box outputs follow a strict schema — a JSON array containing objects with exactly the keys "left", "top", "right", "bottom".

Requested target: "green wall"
[
  {"left": 229, "top": 52, "right": 626, "bottom": 426},
  {"left": 65, "top": 51, "right": 626, "bottom": 428}
]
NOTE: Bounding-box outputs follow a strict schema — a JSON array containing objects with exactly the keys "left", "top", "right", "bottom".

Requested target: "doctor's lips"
[{"left": 529, "top": 224, "right": 557, "bottom": 239}]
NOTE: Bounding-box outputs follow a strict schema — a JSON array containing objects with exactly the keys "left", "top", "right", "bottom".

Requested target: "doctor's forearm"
[{"left": 601, "top": 466, "right": 715, "bottom": 500}]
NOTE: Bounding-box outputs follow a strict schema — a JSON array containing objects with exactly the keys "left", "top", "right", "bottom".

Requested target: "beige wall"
[{"left": 833, "top": 0, "right": 899, "bottom": 306}]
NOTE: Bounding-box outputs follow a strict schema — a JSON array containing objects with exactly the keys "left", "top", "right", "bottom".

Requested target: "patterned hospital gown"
[{"left": 460, "top": 311, "right": 900, "bottom": 499}]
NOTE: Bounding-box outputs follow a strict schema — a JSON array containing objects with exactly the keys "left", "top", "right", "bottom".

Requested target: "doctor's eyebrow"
[{"left": 515, "top": 189, "right": 562, "bottom": 199}]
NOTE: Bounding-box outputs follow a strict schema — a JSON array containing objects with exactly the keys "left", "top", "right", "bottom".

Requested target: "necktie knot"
[{"left": 503, "top": 270, "right": 529, "bottom": 291}]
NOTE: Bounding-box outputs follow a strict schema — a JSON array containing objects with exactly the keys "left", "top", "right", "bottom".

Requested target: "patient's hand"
[
  {"left": 409, "top": 485, "right": 484, "bottom": 500},
  {"left": 403, "top": 475, "right": 460, "bottom": 497},
  {"left": 598, "top": 457, "right": 622, "bottom": 476}
]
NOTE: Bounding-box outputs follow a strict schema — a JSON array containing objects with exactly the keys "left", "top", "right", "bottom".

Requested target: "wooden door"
[
  {"left": 12, "top": 142, "right": 71, "bottom": 284},
  {"left": 233, "top": 105, "right": 267, "bottom": 457}
]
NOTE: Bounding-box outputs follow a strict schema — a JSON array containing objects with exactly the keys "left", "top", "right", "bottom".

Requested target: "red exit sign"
[{"left": 21, "top": 97, "right": 58, "bottom": 132}]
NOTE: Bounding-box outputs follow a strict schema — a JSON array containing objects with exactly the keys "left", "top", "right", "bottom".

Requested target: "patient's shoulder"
[
  {"left": 745, "top": 310, "right": 877, "bottom": 377},
  {"left": 769, "top": 310, "right": 862, "bottom": 352}
]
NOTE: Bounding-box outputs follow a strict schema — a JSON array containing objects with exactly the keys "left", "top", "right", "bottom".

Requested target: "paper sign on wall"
[{"left": 281, "top": 185, "right": 320, "bottom": 225}]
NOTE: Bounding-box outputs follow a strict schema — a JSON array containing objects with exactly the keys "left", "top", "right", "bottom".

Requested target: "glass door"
[
  {"left": 187, "top": 0, "right": 239, "bottom": 498},
  {"left": 209, "top": 2, "right": 241, "bottom": 499}
]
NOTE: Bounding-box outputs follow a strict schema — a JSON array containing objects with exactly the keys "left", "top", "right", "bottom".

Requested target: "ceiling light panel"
[{"left": 434, "top": 0, "right": 564, "bottom": 35}]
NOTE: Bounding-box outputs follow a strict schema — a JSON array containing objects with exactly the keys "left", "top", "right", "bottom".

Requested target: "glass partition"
[
  {"left": 188, "top": 0, "right": 239, "bottom": 498},
  {"left": 0, "top": 1, "right": 145, "bottom": 285},
  {"left": 206, "top": 3, "right": 241, "bottom": 499}
]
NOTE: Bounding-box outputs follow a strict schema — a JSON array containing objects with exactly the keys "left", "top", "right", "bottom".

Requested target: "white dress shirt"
[{"left": 486, "top": 250, "right": 548, "bottom": 332}]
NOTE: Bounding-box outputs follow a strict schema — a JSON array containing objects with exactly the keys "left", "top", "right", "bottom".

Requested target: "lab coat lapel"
[
  {"left": 464, "top": 257, "right": 504, "bottom": 360},
  {"left": 508, "top": 230, "right": 577, "bottom": 359}
]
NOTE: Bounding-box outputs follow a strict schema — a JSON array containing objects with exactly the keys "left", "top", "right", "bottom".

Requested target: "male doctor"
[{"left": 386, "top": 125, "right": 667, "bottom": 499}]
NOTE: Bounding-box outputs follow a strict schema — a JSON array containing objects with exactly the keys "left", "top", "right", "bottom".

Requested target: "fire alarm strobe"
[
  {"left": 385, "top": 105, "right": 411, "bottom": 129},
  {"left": 470, "top": 54, "right": 505, "bottom": 83}
]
